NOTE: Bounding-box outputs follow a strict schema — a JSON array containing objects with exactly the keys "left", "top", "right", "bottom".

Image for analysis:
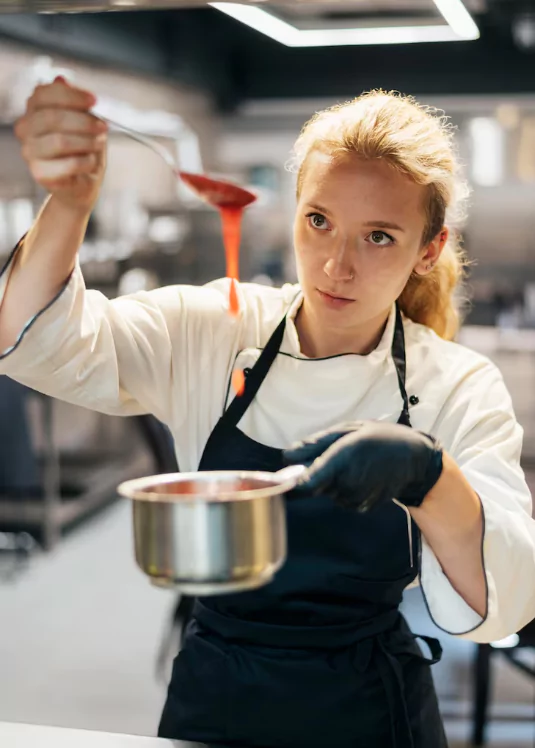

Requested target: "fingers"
[
  {"left": 283, "top": 431, "right": 349, "bottom": 466},
  {"left": 283, "top": 423, "right": 364, "bottom": 466},
  {"left": 21, "top": 132, "right": 107, "bottom": 162},
  {"left": 287, "top": 431, "right": 365, "bottom": 504},
  {"left": 30, "top": 154, "right": 101, "bottom": 188},
  {"left": 15, "top": 78, "right": 106, "bottom": 147},
  {"left": 14, "top": 78, "right": 107, "bottom": 192},
  {"left": 287, "top": 470, "right": 325, "bottom": 496},
  {"left": 26, "top": 78, "right": 96, "bottom": 115},
  {"left": 15, "top": 108, "right": 107, "bottom": 140},
  {"left": 288, "top": 445, "right": 343, "bottom": 496}
]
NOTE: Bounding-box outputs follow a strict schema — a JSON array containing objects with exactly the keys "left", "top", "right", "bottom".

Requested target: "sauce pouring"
[
  {"left": 95, "top": 115, "right": 257, "bottom": 394},
  {"left": 175, "top": 174, "right": 256, "bottom": 396},
  {"left": 177, "top": 172, "right": 257, "bottom": 316}
]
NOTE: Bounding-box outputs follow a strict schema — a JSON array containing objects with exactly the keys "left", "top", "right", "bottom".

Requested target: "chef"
[{"left": 1, "top": 79, "right": 535, "bottom": 747}]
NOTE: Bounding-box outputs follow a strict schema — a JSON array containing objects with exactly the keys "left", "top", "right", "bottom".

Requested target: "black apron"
[{"left": 158, "top": 305, "right": 447, "bottom": 748}]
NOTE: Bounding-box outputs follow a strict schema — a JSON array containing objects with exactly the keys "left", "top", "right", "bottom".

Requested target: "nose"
[{"left": 323, "top": 241, "right": 354, "bottom": 282}]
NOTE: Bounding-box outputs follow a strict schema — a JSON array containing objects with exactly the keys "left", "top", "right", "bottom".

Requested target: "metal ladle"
[{"left": 96, "top": 114, "right": 257, "bottom": 209}]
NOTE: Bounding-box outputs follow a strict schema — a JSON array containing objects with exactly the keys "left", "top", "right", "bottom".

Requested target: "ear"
[{"left": 413, "top": 227, "right": 449, "bottom": 276}]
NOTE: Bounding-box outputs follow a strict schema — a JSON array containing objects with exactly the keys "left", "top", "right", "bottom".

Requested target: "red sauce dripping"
[
  {"left": 231, "top": 369, "right": 246, "bottom": 397},
  {"left": 220, "top": 207, "right": 245, "bottom": 394},
  {"left": 220, "top": 205, "right": 243, "bottom": 317},
  {"left": 177, "top": 171, "right": 256, "bottom": 397}
]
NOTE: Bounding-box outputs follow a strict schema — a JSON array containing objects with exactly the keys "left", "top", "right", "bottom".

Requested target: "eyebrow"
[
  {"left": 306, "top": 204, "right": 406, "bottom": 233},
  {"left": 307, "top": 203, "right": 332, "bottom": 216},
  {"left": 363, "top": 221, "right": 405, "bottom": 233}
]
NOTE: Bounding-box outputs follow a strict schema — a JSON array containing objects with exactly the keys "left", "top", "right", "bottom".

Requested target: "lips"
[{"left": 318, "top": 289, "right": 354, "bottom": 302}]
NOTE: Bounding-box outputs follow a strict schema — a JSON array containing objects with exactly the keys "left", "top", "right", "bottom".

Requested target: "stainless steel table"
[{"left": 0, "top": 722, "right": 206, "bottom": 748}]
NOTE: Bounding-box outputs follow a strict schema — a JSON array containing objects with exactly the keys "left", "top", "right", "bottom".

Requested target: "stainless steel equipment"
[
  {"left": 0, "top": 0, "right": 388, "bottom": 11},
  {"left": 0, "top": 0, "right": 217, "bottom": 10},
  {"left": 117, "top": 464, "right": 305, "bottom": 595}
]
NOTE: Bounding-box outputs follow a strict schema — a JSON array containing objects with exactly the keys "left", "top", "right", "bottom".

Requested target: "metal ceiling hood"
[
  {"left": 0, "top": 0, "right": 200, "bottom": 9},
  {"left": 0, "top": 0, "right": 483, "bottom": 49},
  {"left": 0, "top": 0, "right": 255, "bottom": 11},
  {"left": 0, "top": 0, "right": 422, "bottom": 12},
  {"left": 0, "top": 0, "right": 484, "bottom": 20}
]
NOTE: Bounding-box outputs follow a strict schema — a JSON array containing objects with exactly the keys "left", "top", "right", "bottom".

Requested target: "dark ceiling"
[{"left": 0, "top": 0, "right": 534, "bottom": 111}]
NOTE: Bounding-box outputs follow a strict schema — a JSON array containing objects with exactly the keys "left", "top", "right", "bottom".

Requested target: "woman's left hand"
[{"left": 283, "top": 421, "right": 444, "bottom": 512}]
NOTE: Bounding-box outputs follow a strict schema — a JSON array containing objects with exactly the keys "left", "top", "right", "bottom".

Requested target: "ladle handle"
[{"left": 95, "top": 114, "right": 178, "bottom": 172}]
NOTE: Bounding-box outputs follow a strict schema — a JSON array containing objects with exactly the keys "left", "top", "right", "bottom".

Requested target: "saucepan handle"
[{"left": 274, "top": 464, "right": 307, "bottom": 489}]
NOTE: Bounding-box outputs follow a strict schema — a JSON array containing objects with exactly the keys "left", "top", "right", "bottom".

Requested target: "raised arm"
[
  {"left": 0, "top": 77, "right": 106, "bottom": 352},
  {"left": 0, "top": 78, "right": 238, "bottom": 426}
]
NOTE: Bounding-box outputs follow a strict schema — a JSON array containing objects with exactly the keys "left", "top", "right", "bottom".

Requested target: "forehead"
[{"left": 300, "top": 151, "right": 427, "bottom": 222}]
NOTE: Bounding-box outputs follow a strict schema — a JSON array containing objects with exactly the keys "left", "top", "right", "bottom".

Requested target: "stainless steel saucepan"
[{"left": 117, "top": 465, "right": 306, "bottom": 596}]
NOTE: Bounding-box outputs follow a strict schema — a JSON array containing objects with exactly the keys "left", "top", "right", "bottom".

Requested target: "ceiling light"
[
  {"left": 211, "top": 2, "right": 479, "bottom": 47},
  {"left": 432, "top": 0, "right": 480, "bottom": 40},
  {"left": 212, "top": 3, "right": 298, "bottom": 45}
]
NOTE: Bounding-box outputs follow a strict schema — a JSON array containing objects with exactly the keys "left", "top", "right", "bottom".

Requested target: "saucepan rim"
[{"left": 117, "top": 465, "right": 305, "bottom": 504}]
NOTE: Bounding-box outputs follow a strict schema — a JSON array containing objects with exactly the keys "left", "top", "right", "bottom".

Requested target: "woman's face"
[{"left": 293, "top": 152, "right": 443, "bottom": 334}]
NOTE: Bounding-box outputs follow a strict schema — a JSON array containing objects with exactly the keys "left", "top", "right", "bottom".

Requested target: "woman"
[{"left": 1, "top": 80, "right": 535, "bottom": 747}]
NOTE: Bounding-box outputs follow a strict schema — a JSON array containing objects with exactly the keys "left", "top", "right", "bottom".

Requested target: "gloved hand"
[{"left": 283, "top": 421, "right": 443, "bottom": 512}]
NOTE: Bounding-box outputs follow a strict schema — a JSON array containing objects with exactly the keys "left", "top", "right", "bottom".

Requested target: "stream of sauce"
[
  {"left": 177, "top": 171, "right": 250, "bottom": 396},
  {"left": 220, "top": 205, "right": 243, "bottom": 317},
  {"left": 220, "top": 205, "right": 246, "bottom": 396}
]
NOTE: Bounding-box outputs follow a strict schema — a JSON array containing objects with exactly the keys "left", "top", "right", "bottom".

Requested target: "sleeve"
[
  {"left": 0, "top": 241, "right": 241, "bottom": 427},
  {"left": 419, "top": 357, "right": 535, "bottom": 643}
]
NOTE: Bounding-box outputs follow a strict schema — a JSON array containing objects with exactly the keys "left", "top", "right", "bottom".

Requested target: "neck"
[{"left": 295, "top": 302, "right": 391, "bottom": 358}]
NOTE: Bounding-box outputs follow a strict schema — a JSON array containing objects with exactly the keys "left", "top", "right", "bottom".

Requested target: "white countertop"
[{"left": 0, "top": 722, "right": 205, "bottom": 748}]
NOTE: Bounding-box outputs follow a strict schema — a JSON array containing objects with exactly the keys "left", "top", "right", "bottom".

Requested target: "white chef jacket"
[{"left": 1, "top": 245, "right": 535, "bottom": 644}]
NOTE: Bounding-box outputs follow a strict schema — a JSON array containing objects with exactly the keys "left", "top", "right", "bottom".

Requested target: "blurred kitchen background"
[{"left": 0, "top": 1, "right": 534, "bottom": 746}]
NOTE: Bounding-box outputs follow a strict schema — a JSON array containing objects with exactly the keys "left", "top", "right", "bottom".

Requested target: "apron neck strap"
[
  {"left": 393, "top": 303, "right": 411, "bottom": 427},
  {"left": 222, "top": 301, "right": 411, "bottom": 430},
  {"left": 223, "top": 314, "right": 287, "bottom": 428}
]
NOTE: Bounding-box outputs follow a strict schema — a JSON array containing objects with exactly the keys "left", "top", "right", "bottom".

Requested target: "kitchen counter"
[{"left": 0, "top": 722, "right": 207, "bottom": 748}]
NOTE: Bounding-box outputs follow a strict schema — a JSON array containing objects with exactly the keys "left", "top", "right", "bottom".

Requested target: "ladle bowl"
[{"left": 178, "top": 171, "right": 257, "bottom": 209}]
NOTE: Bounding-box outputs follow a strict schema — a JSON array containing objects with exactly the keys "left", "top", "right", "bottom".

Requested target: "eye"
[
  {"left": 306, "top": 212, "right": 330, "bottom": 231},
  {"left": 366, "top": 230, "right": 395, "bottom": 247}
]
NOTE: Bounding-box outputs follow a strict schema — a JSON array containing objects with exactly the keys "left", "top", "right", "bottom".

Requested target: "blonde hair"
[{"left": 290, "top": 90, "right": 471, "bottom": 340}]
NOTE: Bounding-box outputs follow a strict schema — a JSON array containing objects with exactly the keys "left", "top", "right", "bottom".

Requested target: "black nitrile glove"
[{"left": 283, "top": 421, "right": 443, "bottom": 512}]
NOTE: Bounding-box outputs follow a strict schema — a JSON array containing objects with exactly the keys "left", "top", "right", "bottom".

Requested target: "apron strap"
[
  {"left": 375, "top": 633, "right": 442, "bottom": 748},
  {"left": 223, "top": 300, "right": 412, "bottom": 432},
  {"left": 413, "top": 634, "right": 443, "bottom": 665},
  {"left": 222, "top": 314, "right": 287, "bottom": 429},
  {"left": 393, "top": 303, "right": 411, "bottom": 428},
  {"left": 376, "top": 637, "right": 415, "bottom": 748}
]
